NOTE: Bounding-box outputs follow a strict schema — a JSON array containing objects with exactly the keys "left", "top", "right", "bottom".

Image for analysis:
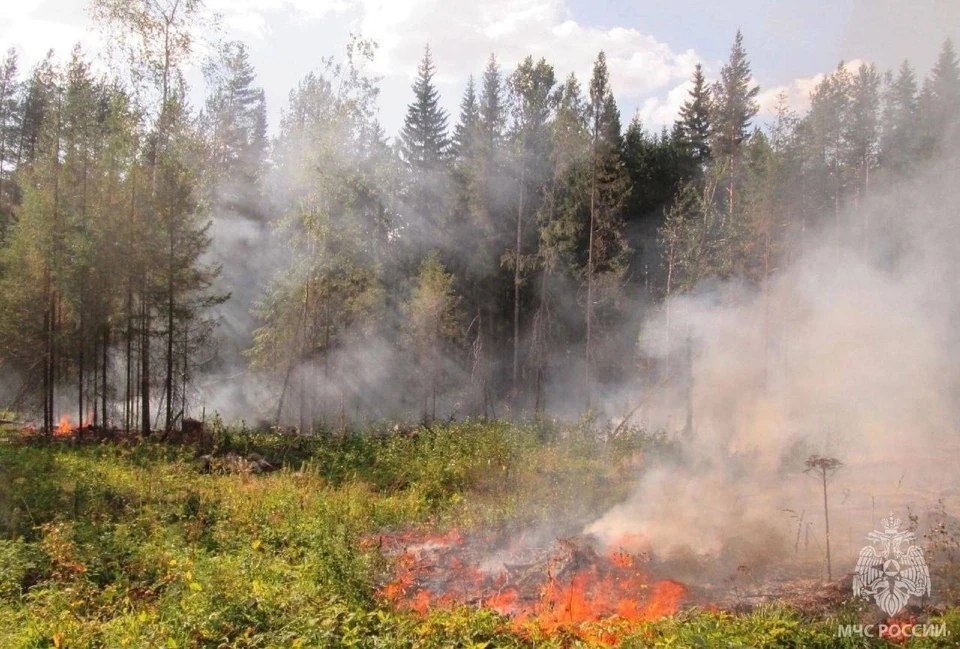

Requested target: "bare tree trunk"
[
  {"left": 728, "top": 155, "right": 736, "bottom": 218},
  {"left": 862, "top": 164, "right": 870, "bottom": 257},
  {"left": 586, "top": 125, "right": 597, "bottom": 409},
  {"left": 165, "top": 239, "right": 175, "bottom": 433},
  {"left": 513, "top": 156, "right": 525, "bottom": 405},
  {"left": 664, "top": 240, "right": 675, "bottom": 382},
  {"left": 141, "top": 298, "right": 151, "bottom": 436},
  {"left": 102, "top": 326, "right": 108, "bottom": 431},
  {"left": 125, "top": 287, "right": 133, "bottom": 433},
  {"left": 299, "top": 368, "right": 308, "bottom": 434},
  {"left": 78, "top": 310, "right": 84, "bottom": 431},
  {"left": 43, "top": 277, "right": 51, "bottom": 435},
  {"left": 181, "top": 321, "right": 188, "bottom": 427},
  {"left": 92, "top": 335, "right": 99, "bottom": 431}
]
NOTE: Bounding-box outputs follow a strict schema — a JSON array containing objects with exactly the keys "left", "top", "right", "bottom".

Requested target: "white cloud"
[
  {"left": 757, "top": 59, "right": 867, "bottom": 117},
  {"left": 635, "top": 79, "right": 693, "bottom": 132},
  {"left": 0, "top": 0, "right": 880, "bottom": 140},
  {"left": 0, "top": 5, "right": 96, "bottom": 66},
  {"left": 207, "top": 0, "right": 352, "bottom": 39},
  {"left": 349, "top": 0, "right": 699, "bottom": 102}
]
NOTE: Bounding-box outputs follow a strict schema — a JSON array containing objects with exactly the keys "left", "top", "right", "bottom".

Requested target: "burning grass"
[
  {"left": 0, "top": 420, "right": 958, "bottom": 647},
  {"left": 374, "top": 528, "right": 687, "bottom": 644}
]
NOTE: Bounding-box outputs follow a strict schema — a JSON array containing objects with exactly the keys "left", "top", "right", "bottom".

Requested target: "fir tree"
[
  {"left": 927, "top": 38, "right": 960, "bottom": 144},
  {"left": 584, "top": 51, "right": 629, "bottom": 405},
  {"left": 399, "top": 45, "right": 450, "bottom": 171},
  {"left": 711, "top": 30, "right": 759, "bottom": 160},
  {"left": 452, "top": 75, "right": 479, "bottom": 161},
  {"left": 398, "top": 45, "right": 451, "bottom": 257},
  {"left": 881, "top": 61, "right": 919, "bottom": 172},
  {"left": 507, "top": 56, "right": 555, "bottom": 399},
  {"left": 677, "top": 63, "right": 712, "bottom": 168}
]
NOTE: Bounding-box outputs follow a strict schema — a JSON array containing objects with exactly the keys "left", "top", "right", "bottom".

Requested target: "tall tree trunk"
[
  {"left": 586, "top": 127, "right": 597, "bottom": 409},
  {"left": 165, "top": 240, "right": 175, "bottom": 433},
  {"left": 181, "top": 321, "right": 188, "bottom": 426},
  {"left": 513, "top": 155, "right": 525, "bottom": 405},
  {"left": 141, "top": 297, "right": 151, "bottom": 436},
  {"left": 102, "top": 325, "right": 108, "bottom": 431},
  {"left": 92, "top": 336, "right": 99, "bottom": 430},
  {"left": 43, "top": 276, "right": 51, "bottom": 435},
  {"left": 125, "top": 286, "right": 133, "bottom": 433},
  {"left": 78, "top": 310, "right": 84, "bottom": 431}
]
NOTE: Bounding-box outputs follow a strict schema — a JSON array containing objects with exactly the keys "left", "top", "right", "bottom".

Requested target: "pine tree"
[
  {"left": 0, "top": 48, "right": 21, "bottom": 235},
  {"left": 881, "top": 61, "right": 919, "bottom": 173},
  {"left": 802, "top": 63, "right": 851, "bottom": 229},
  {"left": 927, "top": 39, "right": 960, "bottom": 145},
  {"left": 844, "top": 63, "right": 881, "bottom": 210},
  {"left": 711, "top": 30, "right": 759, "bottom": 217},
  {"left": 584, "top": 51, "right": 630, "bottom": 405},
  {"left": 93, "top": 0, "right": 209, "bottom": 435},
  {"left": 535, "top": 72, "right": 589, "bottom": 414},
  {"left": 251, "top": 49, "right": 385, "bottom": 431},
  {"left": 506, "top": 56, "right": 555, "bottom": 400},
  {"left": 202, "top": 40, "right": 268, "bottom": 221}
]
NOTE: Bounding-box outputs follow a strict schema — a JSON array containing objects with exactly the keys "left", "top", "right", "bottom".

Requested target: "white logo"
[{"left": 854, "top": 513, "right": 930, "bottom": 616}]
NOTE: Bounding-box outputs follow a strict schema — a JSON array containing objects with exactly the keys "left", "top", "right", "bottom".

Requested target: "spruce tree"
[
  {"left": 507, "top": 56, "right": 555, "bottom": 399},
  {"left": 399, "top": 45, "right": 450, "bottom": 172},
  {"left": 202, "top": 40, "right": 268, "bottom": 221},
  {"left": 677, "top": 63, "right": 712, "bottom": 168},
  {"left": 881, "top": 61, "right": 919, "bottom": 173},
  {"left": 712, "top": 30, "right": 759, "bottom": 160},
  {"left": 452, "top": 75, "right": 479, "bottom": 161},
  {"left": 585, "top": 52, "right": 629, "bottom": 405},
  {"left": 927, "top": 39, "right": 960, "bottom": 143},
  {"left": 844, "top": 63, "right": 881, "bottom": 204},
  {"left": 399, "top": 45, "right": 451, "bottom": 256}
]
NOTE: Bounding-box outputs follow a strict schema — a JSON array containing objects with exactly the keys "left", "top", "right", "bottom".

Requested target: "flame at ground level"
[
  {"left": 56, "top": 415, "right": 74, "bottom": 436},
  {"left": 372, "top": 529, "right": 687, "bottom": 644}
]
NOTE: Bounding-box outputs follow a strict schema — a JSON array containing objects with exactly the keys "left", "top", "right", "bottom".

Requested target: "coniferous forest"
[
  {"left": 5, "top": 3, "right": 960, "bottom": 647},
  {"left": 0, "top": 0, "right": 957, "bottom": 433},
  {"left": 0, "top": 0, "right": 960, "bottom": 434}
]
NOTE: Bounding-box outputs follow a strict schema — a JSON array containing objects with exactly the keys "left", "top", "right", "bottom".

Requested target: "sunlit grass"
[{"left": 0, "top": 422, "right": 954, "bottom": 647}]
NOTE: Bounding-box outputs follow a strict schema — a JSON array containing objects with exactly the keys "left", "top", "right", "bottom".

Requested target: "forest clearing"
[
  {"left": 2, "top": 421, "right": 959, "bottom": 648},
  {"left": 1, "top": 0, "right": 960, "bottom": 646}
]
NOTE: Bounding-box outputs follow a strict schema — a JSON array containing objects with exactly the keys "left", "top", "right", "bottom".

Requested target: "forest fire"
[
  {"left": 55, "top": 415, "right": 75, "bottom": 436},
  {"left": 373, "top": 529, "right": 686, "bottom": 644}
]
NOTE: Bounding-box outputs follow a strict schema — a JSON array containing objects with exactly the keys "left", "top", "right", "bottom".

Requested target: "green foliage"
[{"left": 0, "top": 423, "right": 956, "bottom": 647}]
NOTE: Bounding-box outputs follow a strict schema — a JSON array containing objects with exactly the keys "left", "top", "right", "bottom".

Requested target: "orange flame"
[
  {"left": 56, "top": 415, "right": 74, "bottom": 436},
  {"left": 376, "top": 529, "right": 686, "bottom": 645}
]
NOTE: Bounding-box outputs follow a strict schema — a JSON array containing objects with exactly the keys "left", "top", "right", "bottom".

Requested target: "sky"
[{"left": 1, "top": 0, "right": 958, "bottom": 138}]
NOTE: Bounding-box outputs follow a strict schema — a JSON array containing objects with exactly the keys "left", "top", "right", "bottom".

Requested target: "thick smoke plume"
[{"left": 587, "top": 147, "right": 960, "bottom": 566}]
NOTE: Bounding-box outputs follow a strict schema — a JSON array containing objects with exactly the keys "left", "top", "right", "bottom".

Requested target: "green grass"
[{"left": 0, "top": 421, "right": 955, "bottom": 648}]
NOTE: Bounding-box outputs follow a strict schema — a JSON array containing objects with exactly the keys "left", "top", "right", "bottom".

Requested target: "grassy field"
[{"left": 0, "top": 420, "right": 957, "bottom": 648}]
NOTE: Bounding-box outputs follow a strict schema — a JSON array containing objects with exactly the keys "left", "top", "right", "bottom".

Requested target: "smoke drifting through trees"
[
  {"left": 0, "top": 8, "right": 958, "bottom": 445},
  {"left": 588, "top": 140, "right": 960, "bottom": 565}
]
